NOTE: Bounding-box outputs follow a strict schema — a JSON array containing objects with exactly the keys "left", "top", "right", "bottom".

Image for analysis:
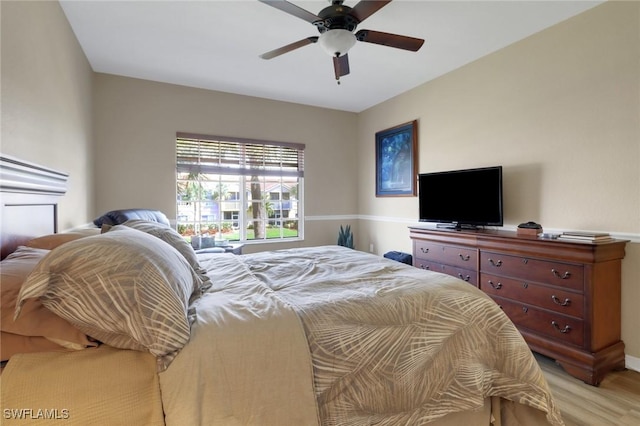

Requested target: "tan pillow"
[
  {"left": 1, "top": 331, "right": 69, "bottom": 362},
  {"left": 25, "top": 229, "right": 100, "bottom": 250},
  {"left": 0, "top": 246, "right": 96, "bottom": 351},
  {"left": 15, "top": 226, "right": 202, "bottom": 368}
]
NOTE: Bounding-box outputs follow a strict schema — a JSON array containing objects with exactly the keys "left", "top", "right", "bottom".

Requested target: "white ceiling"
[{"left": 60, "top": 0, "right": 603, "bottom": 113}]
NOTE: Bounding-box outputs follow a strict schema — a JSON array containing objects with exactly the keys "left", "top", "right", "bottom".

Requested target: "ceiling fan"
[{"left": 259, "top": 0, "right": 425, "bottom": 83}]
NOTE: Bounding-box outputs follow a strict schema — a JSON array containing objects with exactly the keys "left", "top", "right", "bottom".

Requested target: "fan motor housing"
[{"left": 314, "top": 4, "right": 359, "bottom": 33}]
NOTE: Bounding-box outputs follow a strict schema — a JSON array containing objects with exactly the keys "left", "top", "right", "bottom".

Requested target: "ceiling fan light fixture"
[{"left": 318, "top": 29, "right": 356, "bottom": 57}]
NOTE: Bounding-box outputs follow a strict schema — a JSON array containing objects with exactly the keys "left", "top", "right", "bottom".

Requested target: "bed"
[{"left": 0, "top": 154, "right": 564, "bottom": 425}]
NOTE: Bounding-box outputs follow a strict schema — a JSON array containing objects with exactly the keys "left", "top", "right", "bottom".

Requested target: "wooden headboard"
[{"left": 0, "top": 154, "right": 68, "bottom": 259}]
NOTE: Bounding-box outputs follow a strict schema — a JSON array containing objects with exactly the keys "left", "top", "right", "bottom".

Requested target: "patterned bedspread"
[
  {"left": 244, "top": 246, "right": 563, "bottom": 425},
  {"left": 160, "top": 245, "right": 563, "bottom": 426}
]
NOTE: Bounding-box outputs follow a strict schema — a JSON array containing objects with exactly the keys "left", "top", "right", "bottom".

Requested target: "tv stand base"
[{"left": 436, "top": 223, "right": 479, "bottom": 230}]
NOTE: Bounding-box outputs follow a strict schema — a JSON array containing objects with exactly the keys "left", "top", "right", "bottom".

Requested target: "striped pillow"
[
  {"left": 15, "top": 226, "right": 202, "bottom": 368},
  {"left": 115, "top": 219, "right": 212, "bottom": 297}
]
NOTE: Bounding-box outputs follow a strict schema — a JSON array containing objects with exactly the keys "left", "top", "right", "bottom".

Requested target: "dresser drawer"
[
  {"left": 492, "top": 296, "right": 584, "bottom": 347},
  {"left": 415, "top": 258, "right": 438, "bottom": 272},
  {"left": 414, "top": 241, "right": 478, "bottom": 270},
  {"left": 439, "top": 265, "right": 477, "bottom": 286},
  {"left": 480, "top": 252, "right": 583, "bottom": 291},
  {"left": 480, "top": 273, "right": 584, "bottom": 318},
  {"left": 415, "top": 260, "right": 477, "bottom": 286}
]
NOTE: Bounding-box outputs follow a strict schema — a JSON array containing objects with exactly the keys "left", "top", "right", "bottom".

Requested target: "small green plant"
[{"left": 337, "top": 224, "right": 354, "bottom": 249}]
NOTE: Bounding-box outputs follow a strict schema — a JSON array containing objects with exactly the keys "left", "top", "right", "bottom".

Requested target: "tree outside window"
[{"left": 176, "top": 133, "right": 304, "bottom": 243}]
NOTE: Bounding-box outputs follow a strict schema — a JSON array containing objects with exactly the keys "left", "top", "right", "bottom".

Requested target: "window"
[{"left": 176, "top": 132, "right": 304, "bottom": 243}]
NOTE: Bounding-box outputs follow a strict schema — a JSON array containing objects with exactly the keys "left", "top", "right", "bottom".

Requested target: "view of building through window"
[{"left": 176, "top": 133, "right": 304, "bottom": 245}]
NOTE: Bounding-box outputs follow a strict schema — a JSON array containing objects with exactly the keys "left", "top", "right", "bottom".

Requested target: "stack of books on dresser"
[{"left": 557, "top": 231, "right": 614, "bottom": 243}]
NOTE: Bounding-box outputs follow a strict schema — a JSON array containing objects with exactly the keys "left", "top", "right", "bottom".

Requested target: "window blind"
[{"left": 176, "top": 132, "right": 304, "bottom": 178}]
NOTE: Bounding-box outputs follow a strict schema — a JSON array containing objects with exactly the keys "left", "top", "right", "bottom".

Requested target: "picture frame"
[{"left": 375, "top": 120, "right": 418, "bottom": 197}]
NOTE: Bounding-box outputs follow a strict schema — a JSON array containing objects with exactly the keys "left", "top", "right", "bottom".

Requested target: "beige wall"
[
  {"left": 92, "top": 74, "right": 358, "bottom": 251},
  {"left": 356, "top": 1, "right": 640, "bottom": 360},
  {"left": 3, "top": 0, "right": 639, "bottom": 361},
  {"left": 0, "top": 0, "right": 94, "bottom": 230}
]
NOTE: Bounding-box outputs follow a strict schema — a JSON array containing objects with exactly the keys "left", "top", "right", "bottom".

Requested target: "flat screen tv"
[{"left": 418, "top": 166, "right": 503, "bottom": 229}]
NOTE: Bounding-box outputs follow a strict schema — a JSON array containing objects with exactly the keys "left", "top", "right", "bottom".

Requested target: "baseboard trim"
[
  {"left": 626, "top": 354, "right": 640, "bottom": 372},
  {"left": 305, "top": 215, "right": 359, "bottom": 221}
]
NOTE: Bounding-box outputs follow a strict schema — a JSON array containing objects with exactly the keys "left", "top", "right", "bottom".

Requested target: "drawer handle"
[
  {"left": 551, "top": 321, "right": 571, "bottom": 334},
  {"left": 459, "top": 254, "right": 470, "bottom": 261},
  {"left": 522, "top": 306, "right": 528, "bottom": 313},
  {"left": 420, "top": 264, "right": 430, "bottom": 270},
  {"left": 458, "top": 273, "right": 470, "bottom": 282},
  {"left": 420, "top": 247, "right": 430, "bottom": 254},
  {"left": 488, "top": 259, "right": 503, "bottom": 267},
  {"left": 489, "top": 280, "right": 502, "bottom": 289},
  {"left": 551, "top": 295, "right": 571, "bottom": 306},
  {"left": 551, "top": 269, "right": 571, "bottom": 280}
]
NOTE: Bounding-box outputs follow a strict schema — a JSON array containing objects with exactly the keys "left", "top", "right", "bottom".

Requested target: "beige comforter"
[
  {"left": 159, "top": 253, "right": 320, "bottom": 425},
  {"left": 161, "top": 245, "right": 563, "bottom": 426}
]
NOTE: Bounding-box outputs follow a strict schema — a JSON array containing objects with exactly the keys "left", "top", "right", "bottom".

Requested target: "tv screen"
[{"left": 418, "top": 166, "right": 503, "bottom": 228}]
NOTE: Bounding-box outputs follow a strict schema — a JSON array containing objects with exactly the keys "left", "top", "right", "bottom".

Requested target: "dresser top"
[{"left": 408, "top": 226, "right": 627, "bottom": 264}]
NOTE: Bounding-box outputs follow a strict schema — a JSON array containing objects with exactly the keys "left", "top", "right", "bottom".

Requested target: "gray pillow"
[
  {"left": 115, "top": 219, "right": 212, "bottom": 297},
  {"left": 15, "top": 226, "right": 202, "bottom": 369},
  {"left": 93, "top": 209, "right": 170, "bottom": 227}
]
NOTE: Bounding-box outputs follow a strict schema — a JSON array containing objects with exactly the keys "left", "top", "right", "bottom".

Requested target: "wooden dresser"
[{"left": 409, "top": 226, "right": 628, "bottom": 386}]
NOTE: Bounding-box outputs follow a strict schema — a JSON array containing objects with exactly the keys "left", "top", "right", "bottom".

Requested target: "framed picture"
[{"left": 375, "top": 120, "right": 418, "bottom": 197}]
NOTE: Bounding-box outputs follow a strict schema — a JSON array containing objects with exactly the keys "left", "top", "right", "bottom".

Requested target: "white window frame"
[{"left": 176, "top": 132, "right": 304, "bottom": 244}]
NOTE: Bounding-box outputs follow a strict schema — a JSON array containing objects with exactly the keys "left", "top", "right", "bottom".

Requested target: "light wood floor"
[{"left": 536, "top": 354, "right": 640, "bottom": 426}]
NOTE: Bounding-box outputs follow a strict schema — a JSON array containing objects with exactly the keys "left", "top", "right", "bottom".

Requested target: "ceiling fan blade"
[
  {"left": 355, "top": 29, "right": 424, "bottom": 52},
  {"left": 260, "top": 37, "right": 318, "bottom": 60},
  {"left": 258, "top": 0, "right": 320, "bottom": 24},
  {"left": 350, "top": 0, "right": 392, "bottom": 22},
  {"left": 333, "top": 54, "right": 350, "bottom": 81}
]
